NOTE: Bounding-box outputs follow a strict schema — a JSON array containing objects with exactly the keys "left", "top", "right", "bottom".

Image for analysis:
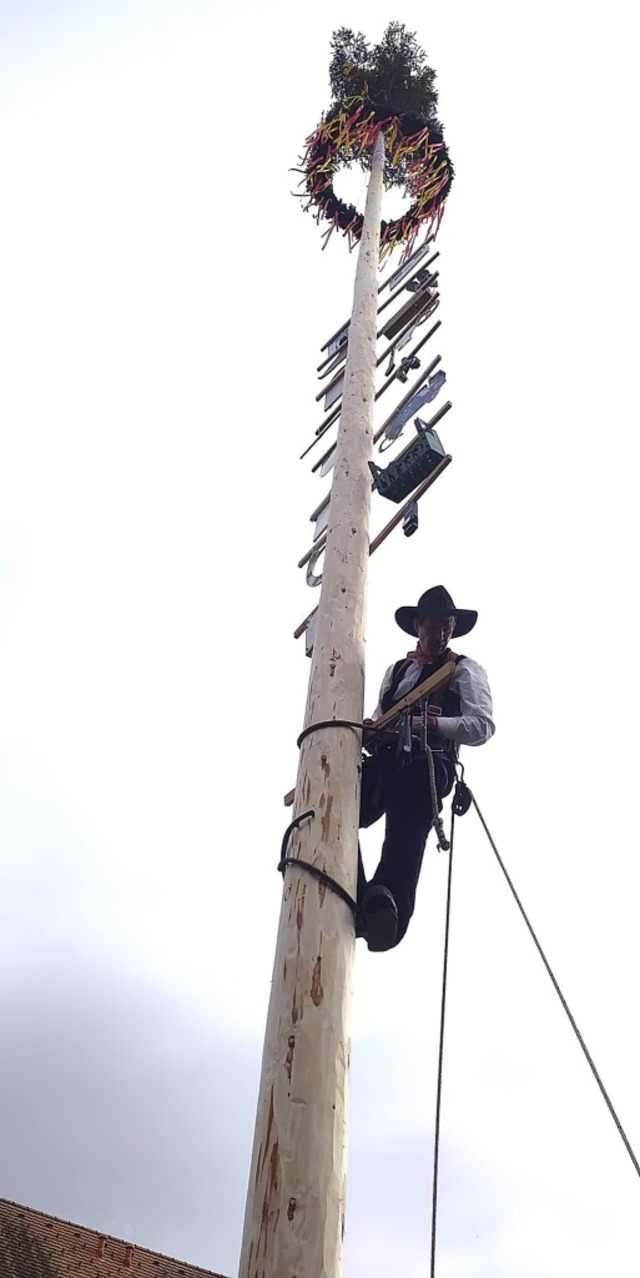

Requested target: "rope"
[
  {"left": 426, "top": 741, "right": 450, "bottom": 851},
  {"left": 296, "top": 716, "right": 402, "bottom": 750},
  {"left": 429, "top": 774, "right": 639, "bottom": 1277},
  {"left": 296, "top": 718, "right": 365, "bottom": 748},
  {"left": 470, "top": 788, "right": 640, "bottom": 1181},
  {"left": 279, "top": 809, "right": 315, "bottom": 857},
  {"left": 278, "top": 809, "right": 359, "bottom": 920},
  {"left": 429, "top": 803, "right": 456, "bottom": 1278}
]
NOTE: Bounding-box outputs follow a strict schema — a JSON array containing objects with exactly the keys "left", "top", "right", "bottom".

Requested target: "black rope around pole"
[
  {"left": 470, "top": 789, "right": 640, "bottom": 1181},
  {"left": 296, "top": 718, "right": 364, "bottom": 748},
  {"left": 430, "top": 805, "right": 456, "bottom": 1278},
  {"left": 278, "top": 809, "right": 359, "bottom": 919}
]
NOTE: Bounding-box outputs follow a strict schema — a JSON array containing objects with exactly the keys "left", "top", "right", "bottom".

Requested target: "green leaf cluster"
[{"left": 329, "top": 22, "right": 441, "bottom": 126}]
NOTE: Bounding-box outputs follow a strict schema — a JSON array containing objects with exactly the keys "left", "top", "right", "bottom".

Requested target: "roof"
[{"left": 0, "top": 1199, "right": 227, "bottom": 1278}]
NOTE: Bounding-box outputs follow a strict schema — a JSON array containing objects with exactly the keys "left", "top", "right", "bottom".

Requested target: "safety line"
[
  {"left": 470, "top": 790, "right": 640, "bottom": 1180},
  {"left": 429, "top": 805, "right": 456, "bottom": 1278}
]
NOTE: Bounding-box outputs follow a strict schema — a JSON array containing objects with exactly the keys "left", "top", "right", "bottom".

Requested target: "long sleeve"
[
  {"left": 370, "top": 665, "right": 396, "bottom": 722},
  {"left": 370, "top": 655, "right": 495, "bottom": 747},
  {"left": 437, "top": 658, "right": 495, "bottom": 747}
]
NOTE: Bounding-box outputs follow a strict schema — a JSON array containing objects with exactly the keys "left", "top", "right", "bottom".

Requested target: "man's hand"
[
  {"left": 411, "top": 714, "right": 439, "bottom": 733},
  {"left": 363, "top": 713, "right": 439, "bottom": 752}
]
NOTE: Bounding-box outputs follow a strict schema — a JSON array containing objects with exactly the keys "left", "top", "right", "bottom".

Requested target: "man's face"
[{"left": 414, "top": 614, "right": 455, "bottom": 657}]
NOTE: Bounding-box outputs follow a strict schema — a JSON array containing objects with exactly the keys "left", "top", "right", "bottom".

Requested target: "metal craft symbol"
[
  {"left": 369, "top": 419, "right": 447, "bottom": 503},
  {"left": 397, "top": 354, "right": 421, "bottom": 383},
  {"left": 385, "top": 237, "right": 433, "bottom": 292},
  {"left": 313, "top": 503, "right": 330, "bottom": 541},
  {"left": 378, "top": 365, "right": 445, "bottom": 450},
  {"left": 325, "top": 322, "right": 349, "bottom": 357},
  {"left": 320, "top": 447, "right": 336, "bottom": 477},
  {"left": 309, "top": 313, "right": 442, "bottom": 468},
  {"left": 306, "top": 544, "right": 325, "bottom": 587},
  {"left": 323, "top": 373, "right": 344, "bottom": 411},
  {"left": 381, "top": 283, "right": 437, "bottom": 341},
  {"left": 304, "top": 609, "right": 318, "bottom": 657},
  {"left": 403, "top": 500, "right": 419, "bottom": 537},
  {"left": 298, "top": 252, "right": 453, "bottom": 656}
]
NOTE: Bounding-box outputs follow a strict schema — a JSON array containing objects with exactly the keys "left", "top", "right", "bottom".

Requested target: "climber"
[{"left": 358, "top": 584, "right": 494, "bottom": 952}]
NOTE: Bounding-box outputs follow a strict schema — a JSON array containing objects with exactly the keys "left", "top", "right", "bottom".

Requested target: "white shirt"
[{"left": 371, "top": 654, "right": 495, "bottom": 748}]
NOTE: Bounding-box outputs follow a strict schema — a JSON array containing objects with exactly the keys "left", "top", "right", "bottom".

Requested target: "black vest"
[{"left": 380, "top": 648, "right": 463, "bottom": 728}]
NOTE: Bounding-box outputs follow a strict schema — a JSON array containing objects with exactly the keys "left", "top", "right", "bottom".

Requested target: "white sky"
[{"left": 1, "top": 2, "right": 639, "bottom": 1276}]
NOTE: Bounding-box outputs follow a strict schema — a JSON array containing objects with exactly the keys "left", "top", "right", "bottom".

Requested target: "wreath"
[{"left": 295, "top": 25, "right": 454, "bottom": 259}]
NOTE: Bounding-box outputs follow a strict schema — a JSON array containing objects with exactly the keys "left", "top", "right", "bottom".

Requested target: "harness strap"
[
  {"left": 384, "top": 648, "right": 462, "bottom": 715},
  {"left": 383, "top": 649, "right": 464, "bottom": 760},
  {"left": 425, "top": 649, "right": 462, "bottom": 712}
]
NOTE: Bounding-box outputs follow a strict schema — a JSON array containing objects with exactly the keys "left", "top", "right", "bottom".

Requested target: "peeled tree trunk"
[{"left": 238, "top": 132, "right": 385, "bottom": 1278}]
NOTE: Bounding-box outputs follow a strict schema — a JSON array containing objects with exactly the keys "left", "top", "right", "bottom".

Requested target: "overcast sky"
[{"left": 1, "top": 2, "right": 639, "bottom": 1276}]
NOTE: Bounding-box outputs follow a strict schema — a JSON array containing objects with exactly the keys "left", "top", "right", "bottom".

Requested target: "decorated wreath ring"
[{"left": 296, "top": 95, "right": 454, "bottom": 260}]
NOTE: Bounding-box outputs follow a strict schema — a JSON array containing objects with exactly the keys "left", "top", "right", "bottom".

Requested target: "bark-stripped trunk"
[{"left": 238, "top": 132, "right": 385, "bottom": 1278}]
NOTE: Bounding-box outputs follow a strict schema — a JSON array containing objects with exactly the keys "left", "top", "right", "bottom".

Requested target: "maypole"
[
  {"left": 238, "top": 130, "right": 384, "bottom": 1278},
  {"left": 239, "top": 25, "right": 454, "bottom": 1278}
]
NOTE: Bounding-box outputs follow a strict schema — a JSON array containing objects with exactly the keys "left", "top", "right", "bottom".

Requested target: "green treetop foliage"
[
  {"left": 326, "top": 23, "right": 446, "bottom": 188},
  {"left": 329, "top": 23, "right": 441, "bottom": 125}
]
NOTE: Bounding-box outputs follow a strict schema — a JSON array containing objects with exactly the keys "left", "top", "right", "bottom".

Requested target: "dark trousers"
[{"left": 358, "top": 747, "right": 455, "bottom": 945}]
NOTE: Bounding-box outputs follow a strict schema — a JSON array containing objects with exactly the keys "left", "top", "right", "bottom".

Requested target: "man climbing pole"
[{"left": 358, "top": 584, "right": 495, "bottom": 951}]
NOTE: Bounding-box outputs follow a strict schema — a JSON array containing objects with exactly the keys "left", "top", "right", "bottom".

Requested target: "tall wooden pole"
[{"left": 238, "top": 131, "right": 385, "bottom": 1278}]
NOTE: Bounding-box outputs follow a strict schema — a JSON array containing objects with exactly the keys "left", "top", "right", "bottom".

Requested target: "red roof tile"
[{"left": 0, "top": 1199, "right": 227, "bottom": 1278}]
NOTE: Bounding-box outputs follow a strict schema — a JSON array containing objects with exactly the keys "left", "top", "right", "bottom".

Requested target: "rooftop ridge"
[{"left": 0, "top": 1197, "right": 227, "bottom": 1278}]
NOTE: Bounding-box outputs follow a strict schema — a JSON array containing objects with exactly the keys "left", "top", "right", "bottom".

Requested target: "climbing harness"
[
  {"left": 283, "top": 677, "right": 456, "bottom": 907},
  {"left": 284, "top": 659, "right": 457, "bottom": 807},
  {"left": 428, "top": 769, "right": 640, "bottom": 1278},
  {"left": 281, "top": 690, "right": 452, "bottom": 920}
]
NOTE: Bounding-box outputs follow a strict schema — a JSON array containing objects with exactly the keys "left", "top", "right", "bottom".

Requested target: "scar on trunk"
[{"left": 311, "top": 955, "right": 324, "bottom": 1006}]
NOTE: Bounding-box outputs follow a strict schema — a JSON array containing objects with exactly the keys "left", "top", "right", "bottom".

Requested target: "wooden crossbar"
[
  {"left": 293, "top": 452, "right": 452, "bottom": 634},
  {"left": 305, "top": 314, "right": 441, "bottom": 465},
  {"left": 318, "top": 237, "right": 436, "bottom": 356}
]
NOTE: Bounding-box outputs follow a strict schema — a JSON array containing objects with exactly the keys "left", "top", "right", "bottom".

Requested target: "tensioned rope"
[
  {"left": 429, "top": 802, "right": 456, "bottom": 1278},
  {"left": 280, "top": 744, "right": 640, "bottom": 1273},
  {"left": 470, "top": 787, "right": 640, "bottom": 1180},
  {"left": 429, "top": 777, "right": 640, "bottom": 1276}
]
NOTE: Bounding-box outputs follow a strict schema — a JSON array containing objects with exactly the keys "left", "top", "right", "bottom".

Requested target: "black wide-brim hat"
[{"left": 395, "top": 585, "right": 478, "bottom": 638}]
